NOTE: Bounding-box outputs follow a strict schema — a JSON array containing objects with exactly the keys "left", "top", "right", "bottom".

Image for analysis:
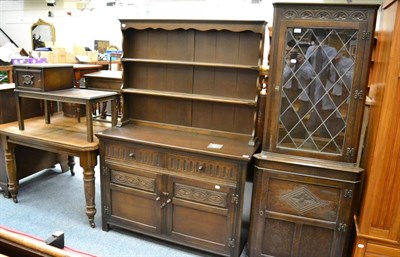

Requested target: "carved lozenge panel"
[
  {"left": 174, "top": 183, "right": 227, "bottom": 208},
  {"left": 111, "top": 169, "right": 156, "bottom": 192},
  {"left": 266, "top": 177, "right": 340, "bottom": 222}
]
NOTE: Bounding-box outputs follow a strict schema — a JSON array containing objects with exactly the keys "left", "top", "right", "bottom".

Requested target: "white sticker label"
[
  {"left": 207, "top": 143, "right": 223, "bottom": 149},
  {"left": 294, "top": 28, "right": 302, "bottom": 33}
]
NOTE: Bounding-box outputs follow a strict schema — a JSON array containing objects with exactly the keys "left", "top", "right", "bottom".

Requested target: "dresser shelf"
[
  {"left": 122, "top": 58, "right": 260, "bottom": 70},
  {"left": 122, "top": 88, "right": 257, "bottom": 106}
]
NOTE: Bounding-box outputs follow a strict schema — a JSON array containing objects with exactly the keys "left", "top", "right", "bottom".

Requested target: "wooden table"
[
  {"left": 0, "top": 114, "right": 111, "bottom": 228},
  {"left": 14, "top": 88, "right": 118, "bottom": 142},
  {"left": 84, "top": 70, "right": 122, "bottom": 91},
  {"left": 0, "top": 83, "right": 70, "bottom": 198},
  {"left": 84, "top": 70, "right": 123, "bottom": 119},
  {"left": 62, "top": 64, "right": 103, "bottom": 119}
]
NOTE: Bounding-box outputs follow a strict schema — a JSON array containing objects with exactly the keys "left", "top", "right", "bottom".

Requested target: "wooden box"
[{"left": 13, "top": 64, "right": 74, "bottom": 92}]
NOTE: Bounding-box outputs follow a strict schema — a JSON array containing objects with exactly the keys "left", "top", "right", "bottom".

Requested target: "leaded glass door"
[
  {"left": 279, "top": 27, "right": 356, "bottom": 154},
  {"left": 265, "top": 20, "right": 372, "bottom": 163}
]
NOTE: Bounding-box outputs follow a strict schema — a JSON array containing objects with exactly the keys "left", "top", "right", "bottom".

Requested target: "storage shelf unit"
[{"left": 97, "top": 19, "right": 267, "bottom": 257}]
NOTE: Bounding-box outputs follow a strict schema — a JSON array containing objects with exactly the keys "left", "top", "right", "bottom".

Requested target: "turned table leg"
[
  {"left": 79, "top": 151, "right": 97, "bottom": 228},
  {"left": 1, "top": 136, "right": 18, "bottom": 203},
  {"left": 68, "top": 156, "right": 75, "bottom": 176}
]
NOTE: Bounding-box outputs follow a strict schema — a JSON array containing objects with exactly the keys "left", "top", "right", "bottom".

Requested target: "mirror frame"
[{"left": 31, "top": 18, "right": 56, "bottom": 50}]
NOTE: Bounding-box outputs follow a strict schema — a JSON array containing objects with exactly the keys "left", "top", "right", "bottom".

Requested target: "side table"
[
  {"left": 14, "top": 88, "right": 118, "bottom": 142},
  {"left": 0, "top": 114, "right": 111, "bottom": 227}
]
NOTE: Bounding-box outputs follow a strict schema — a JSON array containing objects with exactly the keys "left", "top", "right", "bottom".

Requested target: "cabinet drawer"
[
  {"left": 14, "top": 64, "right": 74, "bottom": 92},
  {"left": 14, "top": 69, "right": 43, "bottom": 91},
  {"left": 166, "top": 153, "right": 239, "bottom": 182},
  {"left": 104, "top": 142, "right": 164, "bottom": 168}
]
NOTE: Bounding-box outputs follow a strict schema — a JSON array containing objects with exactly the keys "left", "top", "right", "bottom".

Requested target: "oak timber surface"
[
  {"left": 14, "top": 88, "right": 118, "bottom": 103},
  {"left": 84, "top": 70, "right": 122, "bottom": 80},
  {"left": 97, "top": 124, "right": 256, "bottom": 161},
  {"left": 0, "top": 113, "right": 110, "bottom": 151}
]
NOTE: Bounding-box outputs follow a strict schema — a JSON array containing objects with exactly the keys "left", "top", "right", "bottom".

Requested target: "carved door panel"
[
  {"left": 249, "top": 166, "right": 356, "bottom": 257},
  {"left": 164, "top": 175, "right": 237, "bottom": 256},
  {"left": 102, "top": 162, "right": 163, "bottom": 234}
]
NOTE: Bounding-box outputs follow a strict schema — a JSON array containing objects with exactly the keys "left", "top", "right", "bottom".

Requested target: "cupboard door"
[
  {"left": 165, "top": 176, "right": 237, "bottom": 256},
  {"left": 249, "top": 166, "right": 357, "bottom": 257},
  {"left": 102, "top": 162, "right": 163, "bottom": 235}
]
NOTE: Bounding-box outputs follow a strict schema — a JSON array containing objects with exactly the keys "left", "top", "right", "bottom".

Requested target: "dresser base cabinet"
[
  {"left": 248, "top": 153, "right": 362, "bottom": 257},
  {"left": 97, "top": 125, "right": 257, "bottom": 257}
]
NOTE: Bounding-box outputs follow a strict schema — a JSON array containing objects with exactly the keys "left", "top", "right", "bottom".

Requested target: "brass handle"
[
  {"left": 198, "top": 165, "right": 204, "bottom": 171},
  {"left": 162, "top": 192, "right": 169, "bottom": 196},
  {"left": 129, "top": 152, "right": 135, "bottom": 158},
  {"left": 155, "top": 196, "right": 161, "bottom": 201}
]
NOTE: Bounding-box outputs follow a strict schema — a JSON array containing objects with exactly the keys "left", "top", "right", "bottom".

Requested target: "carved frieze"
[
  {"left": 105, "top": 143, "right": 163, "bottom": 167},
  {"left": 283, "top": 8, "right": 367, "bottom": 21},
  {"left": 167, "top": 154, "right": 238, "bottom": 182},
  {"left": 175, "top": 183, "right": 227, "bottom": 208}
]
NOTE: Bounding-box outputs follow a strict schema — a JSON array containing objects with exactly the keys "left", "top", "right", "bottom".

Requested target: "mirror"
[{"left": 31, "top": 19, "right": 55, "bottom": 50}]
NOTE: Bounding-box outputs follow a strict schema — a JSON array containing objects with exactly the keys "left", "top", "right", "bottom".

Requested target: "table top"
[
  {"left": 84, "top": 70, "right": 122, "bottom": 80},
  {"left": 13, "top": 63, "right": 74, "bottom": 69},
  {"left": 14, "top": 88, "right": 118, "bottom": 102},
  {"left": 0, "top": 113, "right": 111, "bottom": 152},
  {"left": 73, "top": 64, "right": 103, "bottom": 70},
  {"left": 0, "top": 83, "right": 15, "bottom": 90}
]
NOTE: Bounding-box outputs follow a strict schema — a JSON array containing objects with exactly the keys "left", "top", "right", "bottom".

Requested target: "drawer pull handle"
[
  {"left": 155, "top": 196, "right": 161, "bottom": 201},
  {"left": 162, "top": 192, "right": 169, "bottom": 196},
  {"left": 198, "top": 165, "right": 204, "bottom": 171},
  {"left": 160, "top": 199, "right": 172, "bottom": 209},
  {"left": 128, "top": 152, "right": 135, "bottom": 158}
]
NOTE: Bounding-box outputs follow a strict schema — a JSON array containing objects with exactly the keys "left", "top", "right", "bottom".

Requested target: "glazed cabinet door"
[
  {"left": 248, "top": 166, "right": 358, "bottom": 257},
  {"left": 264, "top": 3, "right": 378, "bottom": 163},
  {"left": 101, "top": 162, "right": 163, "bottom": 235},
  {"left": 165, "top": 175, "right": 238, "bottom": 256}
]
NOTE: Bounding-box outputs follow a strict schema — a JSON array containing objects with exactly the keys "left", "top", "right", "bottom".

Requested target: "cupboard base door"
[
  {"left": 102, "top": 164, "right": 162, "bottom": 235},
  {"left": 166, "top": 176, "right": 239, "bottom": 257}
]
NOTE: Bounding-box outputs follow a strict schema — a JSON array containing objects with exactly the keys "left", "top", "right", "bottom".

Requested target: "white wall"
[{"left": 0, "top": 0, "right": 382, "bottom": 54}]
